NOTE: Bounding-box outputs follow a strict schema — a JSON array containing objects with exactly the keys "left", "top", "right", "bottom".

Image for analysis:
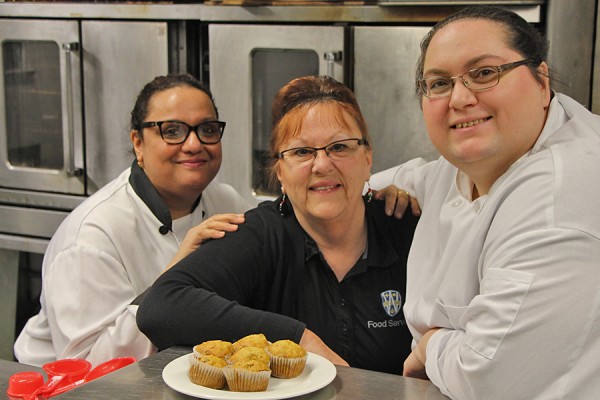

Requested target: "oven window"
[
  {"left": 251, "top": 49, "right": 319, "bottom": 198},
  {"left": 3, "top": 40, "right": 64, "bottom": 169}
]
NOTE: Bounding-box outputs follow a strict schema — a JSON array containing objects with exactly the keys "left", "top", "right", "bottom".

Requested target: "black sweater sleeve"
[{"left": 137, "top": 202, "right": 306, "bottom": 349}]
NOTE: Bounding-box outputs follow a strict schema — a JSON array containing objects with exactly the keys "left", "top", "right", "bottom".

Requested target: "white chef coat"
[
  {"left": 370, "top": 93, "right": 600, "bottom": 400},
  {"left": 14, "top": 164, "right": 250, "bottom": 367}
]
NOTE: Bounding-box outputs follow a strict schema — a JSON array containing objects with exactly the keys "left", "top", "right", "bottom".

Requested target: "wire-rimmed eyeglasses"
[
  {"left": 140, "top": 120, "right": 226, "bottom": 145},
  {"left": 275, "top": 138, "right": 368, "bottom": 166},
  {"left": 418, "top": 59, "right": 540, "bottom": 98}
]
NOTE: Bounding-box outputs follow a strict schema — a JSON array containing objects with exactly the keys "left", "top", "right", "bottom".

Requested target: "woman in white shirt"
[
  {"left": 14, "top": 74, "right": 251, "bottom": 367},
  {"left": 372, "top": 6, "right": 600, "bottom": 399}
]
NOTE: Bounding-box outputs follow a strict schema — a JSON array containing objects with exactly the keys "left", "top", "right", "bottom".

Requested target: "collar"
[
  {"left": 128, "top": 161, "right": 203, "bottom": 235},
  {"left": 302, "top": 197, "right": 399, "bottom": 272}
]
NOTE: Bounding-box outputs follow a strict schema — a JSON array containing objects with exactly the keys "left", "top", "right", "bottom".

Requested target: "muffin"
[
  {"left": 189, "top": 353, "right": 227, "bottom": 389},
  {"left": 228, "top": 346, "right": 271, "bottom": 365},
  {"left": 193, "top": 340, "right": 234, "bottom": 358},
  {"left": 223, "top": 359, "right": 271, "bottom": 392},
  {"left": 232, "top": 333, "right": 269, "bottom": 352},
  {"left": 266, "top": 340, "right": 307, "bottom": 378}
]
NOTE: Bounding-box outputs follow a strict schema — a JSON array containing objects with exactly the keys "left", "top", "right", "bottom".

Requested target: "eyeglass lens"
[
  {"left": 160, "top": 121, "right": 223, "bottom": 144},
  {"left": 423, "top": 67, "right": 500, "bottom": 97},
  {"left": 280, "top": 139, "right": 365, "bottom": 164},
  {"left": 420, "top": 59, "right": 535, "bottom": 98}
]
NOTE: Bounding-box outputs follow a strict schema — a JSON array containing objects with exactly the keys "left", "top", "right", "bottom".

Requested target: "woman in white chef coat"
[
  {"left": 14, "top": 74, "right": 251, "bottom": 367},
  {"left": 371, "top": 6, "right": 600, "bottom": 400}
]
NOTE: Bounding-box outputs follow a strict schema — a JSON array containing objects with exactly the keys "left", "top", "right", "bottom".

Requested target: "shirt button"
[
  {"left": 340, "top": 298, "right": 346, "bottom": 307},
  {"left": 342, "top": 324, "right": 349, "bottom": 333},
  {"left": 452, "top": 200, "right": 462, "bottom": 207}
]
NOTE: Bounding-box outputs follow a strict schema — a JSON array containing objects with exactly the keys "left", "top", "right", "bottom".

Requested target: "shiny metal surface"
[
  {"left": 546, "top": 0, "right": 596, "bottom": 109},
  {"left": 0, "top": 206, "right": 69, "bottom": 239},
  {"left": 82, "top": 20, "right": 168, "bottom": 193},
  {"left": 0, "top": 188, "right": 84, "bottom": 210},
  {"left": 53, "top": 346, "right": 450, "bottom": 399},
  {"left": 354, "top": 26, "right": 439, "bottom": 173},
  {"left": 201, "top": 4, "right": 541, "bottom": 22},
  {"left": 0, "top": 249, "right": 20, "bottom": 361}
]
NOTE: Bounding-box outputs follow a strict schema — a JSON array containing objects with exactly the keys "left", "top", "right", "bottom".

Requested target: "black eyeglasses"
[
  {"left": 418, "top": 59, "right": 540, "bottom": 98},
  {"left": 140, "top": 120, "right": 226, "bottom": 145}
]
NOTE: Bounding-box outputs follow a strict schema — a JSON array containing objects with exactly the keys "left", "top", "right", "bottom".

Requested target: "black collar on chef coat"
[{"left": 128, "top": 160, "right": 202, "bottom": 235}]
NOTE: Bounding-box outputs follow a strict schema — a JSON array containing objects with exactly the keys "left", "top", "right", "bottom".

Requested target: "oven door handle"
[
  {"left": 324, "top": 51, "right": 343, "bottom": 78},
  {"left": 62, "top": 42, "right": 83, "bottom": 177}
]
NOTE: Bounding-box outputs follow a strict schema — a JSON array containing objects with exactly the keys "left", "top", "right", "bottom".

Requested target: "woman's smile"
[
  {"left": 309, "top": 182, "right": 342, "bottom": 193},
  {"left": 450, "top": 116, "right": 492, "bottom": 129}
]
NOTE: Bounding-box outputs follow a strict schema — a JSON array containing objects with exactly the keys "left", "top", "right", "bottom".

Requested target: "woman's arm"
[
  {"left": 425, "top": 227, "right": 600, "bottom": 399},
  {"left": 137, "top": 210, "right": 306, "bottom": 349}
]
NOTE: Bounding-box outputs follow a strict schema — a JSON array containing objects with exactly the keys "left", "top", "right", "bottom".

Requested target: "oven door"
[
  {"left": 209, "top": 24, "right": 345, "bottom": 204},
  {"left": 354, "top": 26, "right": 439, "bottom": 173},
  {"left": 0, "top": 19, "right": 84, "bottom": 194}
]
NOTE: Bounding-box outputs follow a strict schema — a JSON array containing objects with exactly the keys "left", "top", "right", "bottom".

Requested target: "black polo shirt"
[{"left": 296, "top": 201, "right": 415, "bottom": 374}]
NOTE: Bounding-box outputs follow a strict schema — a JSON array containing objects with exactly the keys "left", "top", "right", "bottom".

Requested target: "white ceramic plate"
[{"left": 162, "top": 352, "right": 337, "bottom": 400}]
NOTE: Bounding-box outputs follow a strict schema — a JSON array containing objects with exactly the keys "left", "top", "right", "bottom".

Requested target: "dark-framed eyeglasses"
[
  {"left": 140, "top": 120, "right": 226, "bottom": 145},
  {"left": 275, "top": 138, "right": 369, "bottom": 166},
  {"left": 417, "top": 59, "right": 540, "bottom": 98}
]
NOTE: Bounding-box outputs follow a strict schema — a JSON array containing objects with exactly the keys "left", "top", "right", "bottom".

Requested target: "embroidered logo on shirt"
[{"left": 380, "top": 290, "right": 402, "bottom": 317}]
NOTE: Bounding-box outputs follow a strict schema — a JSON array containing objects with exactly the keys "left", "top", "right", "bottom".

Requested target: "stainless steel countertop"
[
  {"left": 0, "top": 2, "right": 542, "bottom": 23},
  {"left": 46, "top": 346, "right": 450, "bottom": 399}
]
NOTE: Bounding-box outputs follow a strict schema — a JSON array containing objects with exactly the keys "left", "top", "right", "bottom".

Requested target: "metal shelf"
[{"left": 0, "top": 2, "right": 542, "bottom": 22}]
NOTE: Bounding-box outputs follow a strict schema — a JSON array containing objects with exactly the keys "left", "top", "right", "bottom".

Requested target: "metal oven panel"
[
  {"left": 82, "top": 21, "right": 169, "bottom": 193},
  {"left": 209, "top": 24, "right": 345, "bottom": 204},
  {"left": 0, "top": 205, "right": 69, "bottom": 239},
  {"left": 353, "top": 26, "right": 439, "bottom": 172},
  {"left": 0, "top": 19, "right": 84, "bottom": 194}
]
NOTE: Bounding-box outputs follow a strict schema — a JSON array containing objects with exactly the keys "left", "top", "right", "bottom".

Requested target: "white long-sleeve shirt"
[
  {"left": 370, "top": 93, "right": 600, "bottom": 400},
  {"left": 14, "top": 164, "right": 250, "bottom": 367}
]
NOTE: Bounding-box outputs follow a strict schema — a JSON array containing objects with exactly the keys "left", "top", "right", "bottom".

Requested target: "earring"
[
  {"left": 366, "top": 180, "right": 374, "bottom": 203},
  {"left": 279, "top": 191, "right": 287, "bottom": 215}
]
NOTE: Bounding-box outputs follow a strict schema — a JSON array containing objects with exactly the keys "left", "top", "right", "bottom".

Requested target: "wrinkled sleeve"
[
  {"left": 425, "top": 227, "right": 600, "bottom": 400},
  {"left": 43, "top": 245, "right": 155, "bottom": 366},
  {"left": 370, "top": 158, "right": 436, "bottom": 203},
  {"left": 137, "top": 212, "right": 306, "bottom": 349}
]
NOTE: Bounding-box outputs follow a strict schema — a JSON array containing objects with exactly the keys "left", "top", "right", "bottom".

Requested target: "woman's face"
[
  {"left": 421, "top": 19, "right": 551, "bottom": 184},
  {"left": 275, "top": 103, "right": 372, "bottom": 225},
  {"left": 131, "top": 86, "right": 222, "bottom": 205}
]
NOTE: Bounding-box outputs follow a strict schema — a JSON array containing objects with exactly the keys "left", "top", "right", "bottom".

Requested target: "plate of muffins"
[{"left": 162, "top": 334, "right": 337, "bottom": 399}]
